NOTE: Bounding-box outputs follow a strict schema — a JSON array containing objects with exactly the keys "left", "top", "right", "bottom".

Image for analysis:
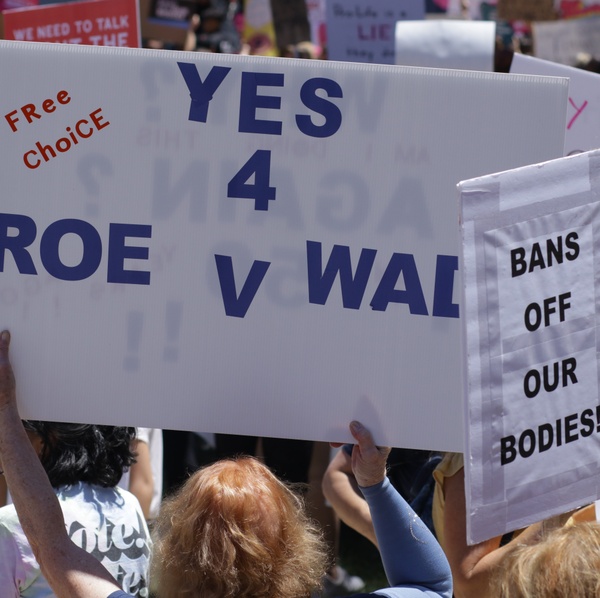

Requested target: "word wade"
[{"left": 216, "top": 241, "right": 459, "bottom": 318}]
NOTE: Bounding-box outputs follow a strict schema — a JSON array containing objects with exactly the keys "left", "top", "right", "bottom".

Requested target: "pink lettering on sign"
[
  {"left": 567, "top": 97, "right": 588, "bottom": 130},
  {"left": 357, "top": 23, "right": 392, "bottom": 41}
]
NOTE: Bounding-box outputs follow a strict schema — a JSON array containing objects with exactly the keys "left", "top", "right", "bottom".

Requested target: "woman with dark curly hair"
[{"left": 0, "top": 416, "right": 151, "bottom": 597}]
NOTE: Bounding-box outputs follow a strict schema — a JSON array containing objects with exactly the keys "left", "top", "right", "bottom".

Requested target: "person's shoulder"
[
  {"left": 115, "top": 484, "right": 145, "bottom": 507},
  {"left": 433, "top": 452, "right": 463, "bottom": 479},
  {"left": 59, "top": 483, "right": 145, "bottom": 517},
  {"left": 135, "top": 428, "right": 150, "bottom": 444}
]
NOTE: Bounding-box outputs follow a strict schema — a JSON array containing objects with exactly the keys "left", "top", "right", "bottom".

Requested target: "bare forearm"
[
  {"left": 0, "top": 332, "right": 120, "bottom": 598},
  {"left": 0, "top": 468, "right": 7, "bottom": 507},
  {"left": 442, "top": 467, "right": 555, "bottom": 598},
  {"left": 450, "top": 525, "right": 547, "bottom": 598},
  {"left": 0, "top": 404, "right": 117, "bottom": 596},
  {"left": 322, "top": 434, "right": 391, "bottom": 549},
  {"left": 128, "top": 441, "right": 153, "bottom": 519},
  {"left": 0, "top": 403, "right": 65, "bottom": 550},
  {"left": 323, "top": 469, "right": 378, "bottom": 546}
]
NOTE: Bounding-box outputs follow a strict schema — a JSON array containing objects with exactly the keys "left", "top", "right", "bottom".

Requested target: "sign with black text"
[{"left": 460, "top": 149, "right": 600, "bottom": 543}]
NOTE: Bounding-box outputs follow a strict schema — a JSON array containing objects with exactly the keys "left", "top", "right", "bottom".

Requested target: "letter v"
[
  {"left": 177, "top": 63, "right": 231, "bottom": 123},
  {"left": 215, "top": 255, "right": 270, "bottom": 318}
]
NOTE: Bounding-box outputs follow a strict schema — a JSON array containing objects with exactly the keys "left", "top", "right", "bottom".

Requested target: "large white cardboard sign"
[
  {"left": 460, "top": 148, "right": 600, "bottom": 544},
  {"left": 0, "top": 41, "right": 567, "bottom": 448},
  {"left": 511, "top": 53, "right": 600, "bottom": 155}
]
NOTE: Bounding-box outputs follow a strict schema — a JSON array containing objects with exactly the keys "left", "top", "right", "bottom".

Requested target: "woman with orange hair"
[
  {"left": 150, "top": 456, "right": 329, "bottom": 598},
  {"left": 0, "top": 330, "right": 453, "bottom": 598}
]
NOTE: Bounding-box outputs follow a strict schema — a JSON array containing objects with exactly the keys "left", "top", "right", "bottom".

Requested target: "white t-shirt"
[{"left": 0, "top": 483, "right": 151, "bottom": 598}]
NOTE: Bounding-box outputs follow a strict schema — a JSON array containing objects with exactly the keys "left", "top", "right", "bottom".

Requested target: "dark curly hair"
[{"left": 22, "top": 421, "right": 136, "bottom": 488}]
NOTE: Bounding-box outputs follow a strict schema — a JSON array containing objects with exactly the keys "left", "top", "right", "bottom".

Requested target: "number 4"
[{"left": 227, "top": 150, "right": 276, "bottom": 211}]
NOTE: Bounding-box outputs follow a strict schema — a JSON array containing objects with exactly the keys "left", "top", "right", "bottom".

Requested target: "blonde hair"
[
  {"left": 150, "top": 457, "right": 328, "bottom": 598},
  {"left": 494, "top": 522, "right": 600, "bottom": 598}
]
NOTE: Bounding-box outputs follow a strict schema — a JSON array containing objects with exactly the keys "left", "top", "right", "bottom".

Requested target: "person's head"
[
  {"left": 494, "top": 522, "right": 600, "bottom": 597},
  {"left": 21, "top": 421, "right": 136, "bottom": 488},
  {"left": 151, "top": 456, "right": 328, "bottom": 598}
]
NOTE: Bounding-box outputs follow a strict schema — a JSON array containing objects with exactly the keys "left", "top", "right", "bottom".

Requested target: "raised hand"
[{"left": 349, "top": 420, "right": 391, "bottom": 488}]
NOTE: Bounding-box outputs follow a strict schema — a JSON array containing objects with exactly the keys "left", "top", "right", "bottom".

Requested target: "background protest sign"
[
  {"left": 459, "top": 148, "right": 600, "bottom": 544},
  {"left": 0, "top": 0, "right": 36, "bottom": 8},
  {"left": 0, "top": 0, "right": 140, "bottom": 47},
  {"left": 0, "top": 41, "right": 567, "bottom": 449},
  {"left": 533, "top": 17, "right": 600, "bottom": 66},
  {"left": 306, "top": 0, "right": 326, "bottom": 51},
  {"left": 139, "top": 0, "right": 189, "bottom": 48},
  {"left": 497, "top": 0, "right": 556, "bottom": 21},
  {"left": 395, "top": 20, "right": 495, "bottom": 72},
  {"left": 557, "top": 0, "right": 600, "bottom": 19},
  {"left": 243, "top": 0, "right": 277, "bottom": 56},
  {"left": 326, "top": 0, "right": 425, "bottom": 64},
  {"left": 511, "top": 53, "right": 600, "bottom": 156}
]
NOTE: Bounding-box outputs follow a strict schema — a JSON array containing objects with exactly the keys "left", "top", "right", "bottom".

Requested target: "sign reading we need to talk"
[
  {"left": 0, "top": 41, "right": 567, "bottom": 448},
  {"left": 0, "top": 0, "right": 140, "bottom": 47},
  {"left": 460, "top": 149, "right": 600, "bottom": 543}
]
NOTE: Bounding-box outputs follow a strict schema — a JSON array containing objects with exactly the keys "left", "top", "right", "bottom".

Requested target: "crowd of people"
[
  {"left": 1, "top": 322, "right": 600, "bottom": 598},
  {"left": 157, "top": 0, "right": 600, "bottom": 76},
  {"left": 1, "top": 330, "right": 455, "bottom": 598},
  {"left": 1, "top": 1, "right": 600, "bottom": 596},
  {"left": 1, "top": 319, "right": 600, "bottom": 598}
]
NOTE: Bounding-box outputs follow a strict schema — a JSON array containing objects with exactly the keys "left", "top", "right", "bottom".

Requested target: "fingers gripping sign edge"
[
  {"left": 0, "top": 330, "right": 10, "bottom": 364},
  {"left": 349, "top": 420, "right": 391, "bottom": 488},
  {"left": 0, "top": 330, "right": 16, "bottom": 411}
]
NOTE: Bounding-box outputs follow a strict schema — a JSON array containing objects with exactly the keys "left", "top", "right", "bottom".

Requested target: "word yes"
[{"left": 178, "top": 63, "right": 344, "bottom": 138}]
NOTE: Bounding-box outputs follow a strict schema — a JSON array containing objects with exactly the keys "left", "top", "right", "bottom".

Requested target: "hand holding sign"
[
  {"left": 0, "top": 331, "right": 14, "bottom": 411},
  {"left": 349, "top": 420, "right": 391, "bottom": 488}
]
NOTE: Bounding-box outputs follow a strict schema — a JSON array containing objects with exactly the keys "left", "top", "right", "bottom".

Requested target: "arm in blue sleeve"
[{"left": 360, "top": 477, "right": 452, "bottom": 597}]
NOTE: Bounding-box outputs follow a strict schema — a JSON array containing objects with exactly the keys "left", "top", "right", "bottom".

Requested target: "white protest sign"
[
  {"left": 0, "top": 42, "right": 567, "bottom": 449},
  {"left": 326, "top": 0, "right": 425, "bottom": 64},
  {"left": 395, "top": 20, "right": 495, "bottom": 71},
  {"left": 533, "top": 17, "right": 600, "bottom": 66},
  {"left": 460, "top": 149, "right": 600, "bottom": 544},
  {"left": 306, "top": 0, "right": 326, "bottom": 50},
  {"left": 511, "top": 53, "right": 600, "bottom": 155}
]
